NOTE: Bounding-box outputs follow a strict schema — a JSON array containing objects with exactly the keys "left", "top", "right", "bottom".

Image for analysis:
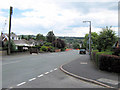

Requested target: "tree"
[
  {"left": 46, "top": 31, "right": 56, "bottom": 43},
  {"left": 97, "top": 26, "right": 117, "bottom": 52},
  {"left": 83, "top": 32, "right": 98, "bottom": 49},
  {"left": 52, "top": 39, "right": 66, "bottom": 49},
  {"left": 36, "top": 34, "right": 45, "bottom": 41},
  {"left": 73, "top": 43, "right": 80, "bottom": 49},
  {"left": 28, "top": 35, "right": 32, "bottom": 40},
  {"left": 4, "top": 40, "right": 16, "bottom": 52}
]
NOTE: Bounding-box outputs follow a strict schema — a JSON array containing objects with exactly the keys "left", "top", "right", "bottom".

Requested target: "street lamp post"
[{"left": 83, "top": 21, "right": 91, "bottom": 55}]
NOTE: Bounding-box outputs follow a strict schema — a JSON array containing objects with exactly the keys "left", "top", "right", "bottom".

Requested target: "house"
[
  {"left": 112, "top": 40, "right": 120, "bottom": 56},
  {"left": 14, "top": 39, "right": 30, "bottom": 51},
  {"left": 1, "top": 33, "right": 29, "bottom": 51},
  {"left": 28, "top": 39, "right": 38, "bottom": 46},
  {"left": 1, "top": 33, "right": 21, "bottom": 41}
]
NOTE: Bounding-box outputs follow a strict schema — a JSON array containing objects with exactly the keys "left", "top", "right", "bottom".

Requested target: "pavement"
[{"left": 60, "top": 54, "right": 120, "bottom": 89}]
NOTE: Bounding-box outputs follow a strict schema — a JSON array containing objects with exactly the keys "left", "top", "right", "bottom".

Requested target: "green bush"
[
  {"left": 40, "top": 46, "right": 48, "bottom": 52},
  {"left": 48, "top": 46, "right": 55, "bottom": 52},
  {"left": 61, "top": 48, "right": 66, "bottom": 51}
]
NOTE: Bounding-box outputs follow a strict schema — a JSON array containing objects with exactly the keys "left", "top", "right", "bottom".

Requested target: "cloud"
[{"left": 0, "top": 1, "right": 118, "bottom": 37}]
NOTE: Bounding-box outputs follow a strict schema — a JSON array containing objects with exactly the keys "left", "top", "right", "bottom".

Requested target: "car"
[
  {"left": 79, "top": 49, "right": 86, "bottom": 54},
  {"left": 29, "top": 47, "right": 39, "bottom": 54}
]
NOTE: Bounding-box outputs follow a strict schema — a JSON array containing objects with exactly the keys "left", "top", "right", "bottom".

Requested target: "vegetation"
[
  {"left": 73, "top": 43, "right": 80, "bottom": 49},
  {"left": 40, "top": 46, "right": 48, "bottom": 52},
  {"left": 83, "top": 32, "right": 98, "bottom": 49},
  {"left": 97, "top": 26, "right": 117, "bottom": 52},
  {"left": 4, "top": 40, "right": 16, "bottom": 52},
  {"left": 46, "top": 31, "right": 56, "bottom": 43},
  {"left": 36, "top": 34, "right": 45, "bottom": 41},
  {"left": 52, "top": 39, "right": 66, "bottom": 49},
  {"left": 91, "top": 50, "right": 120, "bottom": 73}
]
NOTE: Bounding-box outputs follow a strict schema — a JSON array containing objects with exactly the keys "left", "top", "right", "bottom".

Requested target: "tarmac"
[{"left": 60, "top": 54, "right": 120, "bottom": 89}]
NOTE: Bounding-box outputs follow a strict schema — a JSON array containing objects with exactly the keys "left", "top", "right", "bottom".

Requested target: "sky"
[{"left": 0, "top": 0, "right": 119, "bottom": 37}]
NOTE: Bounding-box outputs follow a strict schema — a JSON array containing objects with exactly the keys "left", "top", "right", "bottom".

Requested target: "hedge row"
[
  {"left": 99, "top": 54, "right": 120, "bottom": 73},
  {"left": 91, "top": 51, "right": 120, "bottom": 73}
]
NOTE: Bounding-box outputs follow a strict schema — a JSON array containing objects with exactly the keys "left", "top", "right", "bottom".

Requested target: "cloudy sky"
[{"left": 0, "top": 0, "right": 119, "bottom": 37}]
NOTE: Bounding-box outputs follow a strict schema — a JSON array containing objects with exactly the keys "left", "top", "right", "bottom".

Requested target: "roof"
[
  {"left": 2, "top": 33, "right": 18, "bottom": 37},
  {"left": 14, "top": 39, "right": 29, "bottom": 46}
]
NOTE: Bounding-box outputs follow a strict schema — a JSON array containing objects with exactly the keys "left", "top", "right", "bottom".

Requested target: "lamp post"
[{"left": 83, "top": 21, "right": 91, "bottom": 55}]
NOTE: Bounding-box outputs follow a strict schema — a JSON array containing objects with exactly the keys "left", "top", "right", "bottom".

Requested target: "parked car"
[
  {"left": 79, "top": 49, "right": 86, "bottom": 54},
  {"left": 29, "top": 47, "right": 39, "bottom": 54}
]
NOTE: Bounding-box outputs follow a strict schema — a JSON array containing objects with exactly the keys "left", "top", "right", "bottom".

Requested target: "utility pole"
[
  {"left": 8, "top": 6, "right": 13, "bottom": 55},
  {"left": 83, "top": 21, "right": 91, "bottom": 55}
]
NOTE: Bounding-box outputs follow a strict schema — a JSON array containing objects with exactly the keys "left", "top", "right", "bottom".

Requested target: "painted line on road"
[
  {"left": 54, "top": 68, "right": 57, "bottom": 71},
  {"left": 17, "top": 82, "right": 26, "bottom": 86},
  {"left": 38, "top": 74, "right": 44, "bottom": 77},
  {"left": 45, "top": 72, "right": 49, "bottom": 75},
  {"left": 29, "top": 78, "right": 36, "bottom": 82},
  {"left": 50, "top": 70, "right": 53, "bottom": 72}
]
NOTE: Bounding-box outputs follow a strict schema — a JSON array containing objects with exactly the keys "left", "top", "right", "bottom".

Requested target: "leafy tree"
[
  {"left": 28, "top": 35, "right": 32, "bottom": 40},
  {"left": 52, "top": 39, "right": 66, "bottom": 49},
  {"left": 97, "top": 26, "right": 117, "bottom": 52},
  {"left": 46, "top": 31, "right": 56, "bottom": 43},
  {"left": 73, "top": 43, "right": 80, "bottom": 49},
  {"left": 4, "top": 40, "right": 16, "bottom": 52},
  {"left": 83, "top": 32, "right": 98, "bottom": 49},
  {"left": 36, "top": 34, "right": 45, "bottom": 41}
]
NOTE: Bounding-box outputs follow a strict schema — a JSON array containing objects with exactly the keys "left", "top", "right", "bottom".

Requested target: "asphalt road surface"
[{"left": 2, "top": 50, "right": 104, "bottom": 88}]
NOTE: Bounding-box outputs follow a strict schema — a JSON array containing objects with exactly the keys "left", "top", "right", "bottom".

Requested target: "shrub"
[
  {"left": 48, "top": 46, "right": 55, "bottom": 52},
  {"left": 91, "top": 50, "right": 120, "bottom": 73},
  {"left": 61, "top": 48, "right": 66, "bottom": 51},
  {"left": 40, "top": 46, "right": 48, "bottom": 52},
  {"left": 99, "top": 54, "right": 120, "bottom": 73}
]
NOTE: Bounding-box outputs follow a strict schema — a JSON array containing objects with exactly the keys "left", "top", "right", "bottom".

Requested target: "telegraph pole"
[{"left": 8, "top": 6, "right": 13, "bottom": 55}]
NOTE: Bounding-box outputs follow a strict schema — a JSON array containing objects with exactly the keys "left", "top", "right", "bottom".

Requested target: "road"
[{"left": 2, "top": 50, "right": 104, "bottom": 88}]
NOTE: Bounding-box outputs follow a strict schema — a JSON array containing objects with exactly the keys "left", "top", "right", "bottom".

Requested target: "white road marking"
[
  {"left": 54, "top": 68, "right": 57, "bottom": 70},
  {"left": 29, "top": 78, "right": 36, "bottom": 81},
  {"left": 17, "top": 82, "right": 26, "bottom": 86},
  {"left": 9, "top": 87, "right": 13, "bottom": 89},
  {"left": 97, "top": 78, "right": 119, "bottom": 85},
  {"left": 38, "top": 74, "right": 44, "bottom": 77},
  {"left": 80, "top": 62, "right": 88, "bottom": 64},
  {"left": 45, "top": 72, "right": 49, "bottom": 74},
  {"left": 50, "top": 70, "right": 53, "bottom": 72}
]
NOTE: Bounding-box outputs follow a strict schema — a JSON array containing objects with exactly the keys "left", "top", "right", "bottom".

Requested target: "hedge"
[
  {"left": 91, "top": 50, "right": 120, "bottom": 73},
  {"left": 99, "top": 54, "right": 120, "bottom": 73},
  {"left": 40, "top": 46, "right": 48, "bottom": 52}
]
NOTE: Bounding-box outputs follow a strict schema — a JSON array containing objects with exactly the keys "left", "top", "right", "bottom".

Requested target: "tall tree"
[
  {"left": 83, "top": 32, "right": 98, "bottom": 49},
  {"left": 52, "top": 39, "right": 66, "bottom": 49},
  {"left": 28, "top": 35, "right": 32, "bottom": 40},
  {"left": 97, "top": 26, "right": 117, "bottom": 52},
  {"left": 36, "top": 34, "right": 45, "bottom": 41},
  {"left": 46, "top": 31, "right": 56, "bottom": 43}
]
